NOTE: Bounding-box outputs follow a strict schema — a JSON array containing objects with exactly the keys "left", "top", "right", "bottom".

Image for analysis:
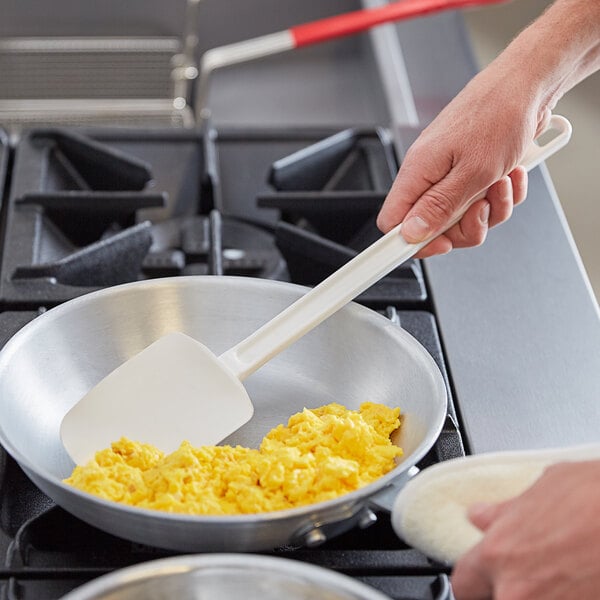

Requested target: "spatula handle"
[
  {"left": 197, "top": 0, "right": 508, "bottom": 113},
  {"left": 290, "top": 0, "right": 508, "bottom": 47},
  {"left": 220, "top": 115, "right": 571, "bottom": 380}
]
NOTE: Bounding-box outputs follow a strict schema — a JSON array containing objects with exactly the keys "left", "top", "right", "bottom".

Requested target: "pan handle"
[
  {"left": 369, "top": 466, "right": 421, "bottom": 513},
  {"left": 220, "top": 115, "right": 571, "bottom": 381}
]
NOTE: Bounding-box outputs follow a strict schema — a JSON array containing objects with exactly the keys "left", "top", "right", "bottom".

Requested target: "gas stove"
[
  {"left": 0, "top": 0, "right": 598, "bottom": 596},
  {"left": 0, "top": 124, "right": 464, "bottom": 599},
  {"left": 0, "top": 126, "right": 427, "bottom": 305}
]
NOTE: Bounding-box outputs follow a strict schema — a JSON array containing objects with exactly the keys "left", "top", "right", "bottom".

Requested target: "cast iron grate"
[
  {"left": 0, "top": 126, "right": 427, "bottom": 307},
  {"left": 255, "top": 128, "right": 426, "bottom": 306},
  {"left": 0, "top": 129, "right": 295, "bottom": 305}
]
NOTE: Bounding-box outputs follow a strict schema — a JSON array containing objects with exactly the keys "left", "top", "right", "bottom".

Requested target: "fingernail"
[
  {"left": 402, "top": 216, "right": 430, "bottom": 242},
  {"left": 376, "top": 213, "right": 389, "bottom": 233},
  {"left": 479, "top": 203, "right": 490, "bottom": 225}
]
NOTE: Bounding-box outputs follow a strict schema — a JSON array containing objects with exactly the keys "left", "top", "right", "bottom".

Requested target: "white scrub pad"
[{"left": 391, "top": 443, "right": 600, "bottom": 565}]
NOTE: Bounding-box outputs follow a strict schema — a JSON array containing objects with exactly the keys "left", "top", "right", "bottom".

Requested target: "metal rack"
[{"left": 0, "top": 0, "right": 201, "bottom": 131}]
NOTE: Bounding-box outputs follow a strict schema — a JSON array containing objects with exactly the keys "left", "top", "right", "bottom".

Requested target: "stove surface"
[{"left": 0, "top": 126, "right": 464, "bottom": 600}]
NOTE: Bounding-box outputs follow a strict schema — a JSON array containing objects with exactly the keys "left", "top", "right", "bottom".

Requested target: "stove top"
[
  {"left": 0, "top": 125, "right": 464, "bottom": 599},
  {"left": 0, "top": 126, "right": 427, "bottom": 307}
]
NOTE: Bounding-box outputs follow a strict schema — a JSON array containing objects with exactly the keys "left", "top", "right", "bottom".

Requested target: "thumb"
[
  {"left": 467, "top": 500, "right": 510, "bottom": 532},
  {"left": 400, "top": 169, "right": 483, "bottom": 243},
  {"left": 377, "top": 146, "right": 453, "bottom": 234}
]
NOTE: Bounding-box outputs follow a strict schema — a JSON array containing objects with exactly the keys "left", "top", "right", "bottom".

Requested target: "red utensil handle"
[{"left": 291, "top": 0, "right": 506, "bottom": 47}]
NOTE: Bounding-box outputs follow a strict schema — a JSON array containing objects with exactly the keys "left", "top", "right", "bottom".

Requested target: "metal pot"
[
  {"left": 0, "top": 276, "right": 447, "bottom": 551},
  {"left": 59, "top": 553, "right": 392, "bottom": 599}
]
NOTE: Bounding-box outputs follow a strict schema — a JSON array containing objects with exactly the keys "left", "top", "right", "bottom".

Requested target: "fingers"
[
  {"left": 379, "top": 167, "right": 515, "bottom": 248},
  {"left": 451, "top": 545, "right": 493, "bottom": 600},
  {"left": 406, "top": 168, "right": 530, "bottom": 258},
  {"left": 453, "top": 461, "right": 600, "bottom": 600},
  {"left": 377, "top": 144, "right": 453, "bottom": 234},
  {"left": 397, "top": 166, "right": 486, "bottom": 244},
  {"left": 451, "top": 501, "right": 511, "bottom": 599},
  {"left": 485, "top": 177, "right": 514, "bottom": 228},
  {"left": 412, "top": 200, "right": 489, "bottom": 258},
  {"left": 376, "top": 136, "right": 530, "bottom": 258},
  {"left": 412, "top": 234, "right": 454, "bottom": 259},
  {"left": 447, "top": 176, "right": 513, "bottom": 247},
  {"left": 467, "top": 500, "right": 510, "bottom": 531},
  {"left": 509, "top": 165, "right": 528, "bottom": 206}
]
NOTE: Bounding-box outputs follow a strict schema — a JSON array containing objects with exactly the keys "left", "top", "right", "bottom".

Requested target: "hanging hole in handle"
[
  {"left": 540, "top": 114, "right": 572, "bottom": 146},
  {"left": 533, "top": 114, "right": 572, "bottom": 148},
  {"left": 520, "top": 114, "right": 572, "bottom": 170},
  {"left": 536, "top": 127, "right": 561, "bottom": 147}
]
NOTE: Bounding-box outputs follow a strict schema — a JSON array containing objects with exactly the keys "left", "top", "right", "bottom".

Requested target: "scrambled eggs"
[{"left": 64, "top": 402, "right": 403, "bottom": 515}]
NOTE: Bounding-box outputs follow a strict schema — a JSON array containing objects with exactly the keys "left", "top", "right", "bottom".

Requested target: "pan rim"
[
  {"left": 60, "top": 553, "right": 393, "bottom": 599},
  {"left": 0, "top": 275, "right": 448, "bottom": 524}
]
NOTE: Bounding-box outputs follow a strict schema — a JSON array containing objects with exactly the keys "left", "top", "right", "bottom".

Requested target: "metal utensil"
[
  {"left": 196, "top": 0, "right": 510, "bottom": 112},
  {"left": 60, "top": 115, "right": 571, "bottom": 466}
]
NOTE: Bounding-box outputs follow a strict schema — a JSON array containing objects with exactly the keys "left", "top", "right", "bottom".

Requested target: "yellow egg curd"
[{"left": 64, "top": 402, "right": 403, "bottom": 515}]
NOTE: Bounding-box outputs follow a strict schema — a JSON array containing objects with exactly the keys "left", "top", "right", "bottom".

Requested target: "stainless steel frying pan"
[
  {"left": 0, "top": 276, "right": 447, "bottom": 551},
  {"left": 60, "top": 554, "right": 393, "bottom": 600}
]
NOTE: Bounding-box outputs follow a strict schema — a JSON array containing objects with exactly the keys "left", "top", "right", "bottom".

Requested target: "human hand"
[
  {"left": 376, "top": 58, "right": 546, "bottom": 258},
  {"left": 376, "top": 0, "right": 600, "bottom": 258},
  {"left": 451, "top": 460, "right": 600, "bottom": 600}
]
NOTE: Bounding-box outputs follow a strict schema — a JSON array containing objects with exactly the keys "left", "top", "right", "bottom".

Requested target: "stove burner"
[
  {"left": 144, "top": 212, "right": 287, "bottom": 280},
  {"left": 31, "top": 129, "right": 153, "bottom": 192},
  {"left": 263, "top": 127, "right": 396, "bottom": 245},
  {"left": 17, "top": 192, "right": 165, "bottom": 246},
  {"left": 268, "top": 128, "right": 396, "bottom": 194},
  {"left": 0, "top": 128, "right": 288, "bottom": 304},
  {"left": 273, "top": 221, "right": 425, "bottom": 305},
  {"left": 12, "top": 222, "right": 153, "bottom": 287},
  {"left": 253, "top": 128, "right": 427, "bottom": 305}
]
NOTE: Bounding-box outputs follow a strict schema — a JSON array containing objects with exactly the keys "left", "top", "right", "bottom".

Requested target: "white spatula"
[{"left": 61, "top": 115, "right": 571, "bottom": 465}]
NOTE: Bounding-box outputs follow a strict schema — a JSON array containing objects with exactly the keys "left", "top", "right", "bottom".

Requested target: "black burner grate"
[{"left": 0, "top": 509, "right": 453, "bottom": 600}]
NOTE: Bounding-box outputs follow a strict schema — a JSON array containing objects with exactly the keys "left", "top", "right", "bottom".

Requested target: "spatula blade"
[{"left": 60, "top": 332, "right": 254, "bottom": 465}]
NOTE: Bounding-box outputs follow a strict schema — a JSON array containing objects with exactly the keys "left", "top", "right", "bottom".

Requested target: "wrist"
[{"left": 495, "top": 0, "right": 600, "bottom": 125}]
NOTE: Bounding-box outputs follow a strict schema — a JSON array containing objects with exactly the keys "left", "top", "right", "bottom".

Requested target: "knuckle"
[
  {"left": 479, "top": 163, "right": 500, "bottom": 185},
  {"left": 402, "top": 142, "right": 430, "bottom": 171},
  {"left": 421, "top": 187, "right": 459, "bottom": 223},
  {"left": 456, "top": 154, "right": 498, "bottom": 187}
]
